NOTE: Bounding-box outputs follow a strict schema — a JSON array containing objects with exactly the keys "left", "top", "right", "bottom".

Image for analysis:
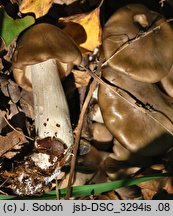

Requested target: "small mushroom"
[
  {"left": 102, "top": 4, "right": 173, "bottom": 83},
  {"left": 98, "top": 66, "right": 173, "bottom": 161},
  {"left": 12, "top": 23, "right": 82, "bottom": 156}
]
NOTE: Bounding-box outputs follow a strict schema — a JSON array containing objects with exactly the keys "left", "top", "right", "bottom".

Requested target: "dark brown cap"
[
  {"left": 13, "top": 23, "right": 82, "bottom": 91},
  {"left": 103, "top": 4, "right": 173, "bottom": 83}
]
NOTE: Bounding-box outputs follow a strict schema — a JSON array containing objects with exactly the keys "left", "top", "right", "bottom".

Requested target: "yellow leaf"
[
  {"left": 19, "top": 0, "right": 53, "bottom": 19},
  {"left": 61, "top": 8, "right": 102, "bottom": 52}
]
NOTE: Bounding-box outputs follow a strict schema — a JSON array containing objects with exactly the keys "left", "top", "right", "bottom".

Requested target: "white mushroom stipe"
[{"left": 30, "top": 58, "right": 73, "bottom": 148}]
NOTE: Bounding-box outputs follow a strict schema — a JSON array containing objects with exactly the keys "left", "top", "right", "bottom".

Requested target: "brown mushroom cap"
[
  {"left": 103, "top": 4, "right": 173, "bottom": 83},
  {"left": 159, "top": 65, "right": 173, "bottom": 97},
  {"left": 90, "top": 122, "right": 113, "bottom": 150},
  {"left": 98, "top": 66, "right": 173, "bottom": 157},
  {"left": 13, "top": 23, "right": 82, "bottom": 91}
]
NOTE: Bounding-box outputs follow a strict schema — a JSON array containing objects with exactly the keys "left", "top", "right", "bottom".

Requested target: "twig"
[
  {"left": 65, "top": 79, "right": 97, "bottom": 199},
  {"left": 102, "top": 18, "right": 173, "bottom": 67},
  {"left": 0, "top": 110, "right": 34, "bottom": 141},
  {"left": 98, "top": 0, "right": 104, "bottom": 8}
]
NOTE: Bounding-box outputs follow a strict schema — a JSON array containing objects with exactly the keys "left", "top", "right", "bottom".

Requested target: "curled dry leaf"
[
  {"left": 72, "top": 70, "right": 91, "bottom": 88},
  {"left": 61, "top": 7, "right": 102, "bottom": 52},
  {"left": 7, "top": 104, "right": 21, "bottom": 120},
  {"left": 137, "top": 167, "right": 165, "bottom": 199},
  {"left": 138, "top": 177, "right": 162, "bottom": 200},
  {"left": 1, "top": 79, "right": 21, "bottom": 103},
  {"left": 19, "top": 0, "right": 54, "bottom": 18},
  {"left": 0, "top": 129, "right": 27, "bottom": 158},
  {"left": 0, "top": 113, "right": 6, "bottom": 133}
]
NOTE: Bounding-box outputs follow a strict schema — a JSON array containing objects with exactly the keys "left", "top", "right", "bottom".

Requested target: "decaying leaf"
[
  {"left": 19, "top": 0, "right": 54, "bottom": 18},
  {"left": 139, "top": 177, "right": 173, "bottom": 200},
  {"left": 7, "top": 104, "right": 21, "bottom": 121},
  {"left": 1, "top": 79, "right": 21, "bottom": 103},
  {"left": 115, "top": 185, "right": 142, "bottom": 200},
  {"left": 95, "top": 191, "right": 119, "bottom": 200},
  {"left": 0, "top": 74, "right": 8, "bottom": 88},
  {"left": 0, "top": 129, "right": 27, "bottom": 158},
  {"left": 3, "top": 165, "right": 51, "bottom": 196},
  {"left": 137, "top": 166, "right": 165, "bottom": 199},
  {"left": 61, "top": 7, "right": 102, "bottom": 52},
  {"left": 72, "top": 70, "right": 91, "bottom": 88},
  {"left": 0, "top": 113, "right": 6, "bottom": 133},
  {"left": 138, "top": 178, "right": 161, "bottom": 200}
]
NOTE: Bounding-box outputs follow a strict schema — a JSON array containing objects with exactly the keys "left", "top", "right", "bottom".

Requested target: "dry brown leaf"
[
  {"left": 1, "top": 80, "right": 21, "bottom": 103},
  {"left": 0, "top": 130, "right": 27, "bottom": 158},
  {"left": 116, "top": 185, "right": 142, "bottom": 200},
  {"left": 138, "top": 178, "right": 161, "bottom": 200},
  {"left": 72, "top": 70, "right": 91, "bottom": 88},
  {"left": 19, "top": 0, "right": 53, "bottom": 18},
  {"left": 0, "top": 113, "right": 6, "bottom": 133},
  {"left": 137, "top": 167, "right": 164, "bottom": 200},
  {"left": 61, "top": 8, "right": 102, "bottom": 52}
]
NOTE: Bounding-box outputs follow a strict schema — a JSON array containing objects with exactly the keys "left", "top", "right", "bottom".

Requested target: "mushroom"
[
  {"left": 90, "top": 122, "right": 113, "bottom": 150},
  {"left": 159, "top": 65, "right": 173, "bottom": 97},
  {"left": 12, "top": 23, "right": 82, "bottom": 158},
  {"left": 98, "top": 66, "right": 173, "bottom": 162},
  {"left": 102, "top": 4, "right": 173, "bottom": 83}
]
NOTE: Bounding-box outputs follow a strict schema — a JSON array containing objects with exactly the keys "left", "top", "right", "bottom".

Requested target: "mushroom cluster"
[{"left": 98, "top": 4, "right": 173, "bottom": 173}]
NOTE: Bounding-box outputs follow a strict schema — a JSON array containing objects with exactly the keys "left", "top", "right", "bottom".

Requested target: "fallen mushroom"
[
  {"left": 98, "top": 66, "right": 173, "bottom": 164},
  {"left": 102, "top": 4, "right": 173, "bottom": 83},
  {"left": 12, "top": 23, "right": 81, "bottom": 164}
]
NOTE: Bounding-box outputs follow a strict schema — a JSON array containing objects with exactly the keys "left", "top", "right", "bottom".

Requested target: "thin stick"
[
  {"left": 65, "top": 79, "right": 97, "bottom": 199},
  {"left": 0, "top": 110, "right": 34, "bottom": 141}
]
